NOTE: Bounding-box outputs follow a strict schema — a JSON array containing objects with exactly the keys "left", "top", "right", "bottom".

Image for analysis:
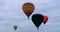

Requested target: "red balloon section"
[{"left": 43, "top": 16, "right": 48, "bottom": 24}]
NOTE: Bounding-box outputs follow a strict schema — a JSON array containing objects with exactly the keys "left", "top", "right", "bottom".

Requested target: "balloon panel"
[
  {"left": 13, "top": 25, "right": 17, "bottom": 30},
  {"left": 22, "top": 2, "right": 35, "bottom": 17},
  {"left": 32, "top": 14, "right": 43, "bottom": 28},
  {"left": 43, "top": 16, "right": 48, "bottom": 24}
]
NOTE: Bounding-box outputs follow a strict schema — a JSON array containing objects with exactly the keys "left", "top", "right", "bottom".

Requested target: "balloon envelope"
[
  {"left": 31, "top": 14, "right": 44, "bottom": 29},
  {"left": 22, "top": 2, "right": 35, "bottom": 19},
  {"left": 13, "top": 25, "right": 18, "bottom": 30},
  {"left": 43, "top": 16, "right": 48, "bottom": 24}
]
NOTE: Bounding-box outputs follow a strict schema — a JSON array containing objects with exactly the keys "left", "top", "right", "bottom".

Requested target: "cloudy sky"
[{"left": 0, "top": 0, "right": 60, "bottom": 32}]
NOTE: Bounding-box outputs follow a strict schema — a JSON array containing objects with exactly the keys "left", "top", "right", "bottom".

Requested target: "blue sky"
[{"left": 0, "top": 0, "right": 60, "bottom": 32}]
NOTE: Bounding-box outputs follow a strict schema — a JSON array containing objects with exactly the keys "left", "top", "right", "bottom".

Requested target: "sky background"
[{"left": 0, "top": 0, "right": 60, "bottom": 32}]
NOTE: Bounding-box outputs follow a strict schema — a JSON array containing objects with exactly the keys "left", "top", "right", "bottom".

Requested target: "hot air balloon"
[
  {"left": 13, "top": 25, "right": 18, "bottom": 30},
  {"left": 43, "top": 16, "right": 48, "bottom": 24},
  {"left": 31, "top": 14, "right": 44, "bottom": 30},
  {"left": 22, "top": 2, "right": 35, "bottom": 19}
]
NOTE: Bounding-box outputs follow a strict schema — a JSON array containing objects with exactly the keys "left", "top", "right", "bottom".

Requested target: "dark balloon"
[
  {"left": 43, "top": 16, "right": 48, "bottom": 24},
  {"left": 31, "top": 14, "right": 44, "bottom": 30},
  {"left": 13, "top": 25, "right": 18, "bottom": 30},
  {"left": 22, "top": 2, "right": 35, "bottom": 19}
]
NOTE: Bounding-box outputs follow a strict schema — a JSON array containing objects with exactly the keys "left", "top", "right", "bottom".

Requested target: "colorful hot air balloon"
[
  {"left": 13, "top": 25, "right": 18, "bottom": 30},
  {"left": 31, "top": 14, "right": 44, "bottom": 30},
  {"left": 43, "top": 16, "right": 48, "bottom": 24},
  {"left": 22, "top": 2, "right": 35, "bottom": 19}
]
